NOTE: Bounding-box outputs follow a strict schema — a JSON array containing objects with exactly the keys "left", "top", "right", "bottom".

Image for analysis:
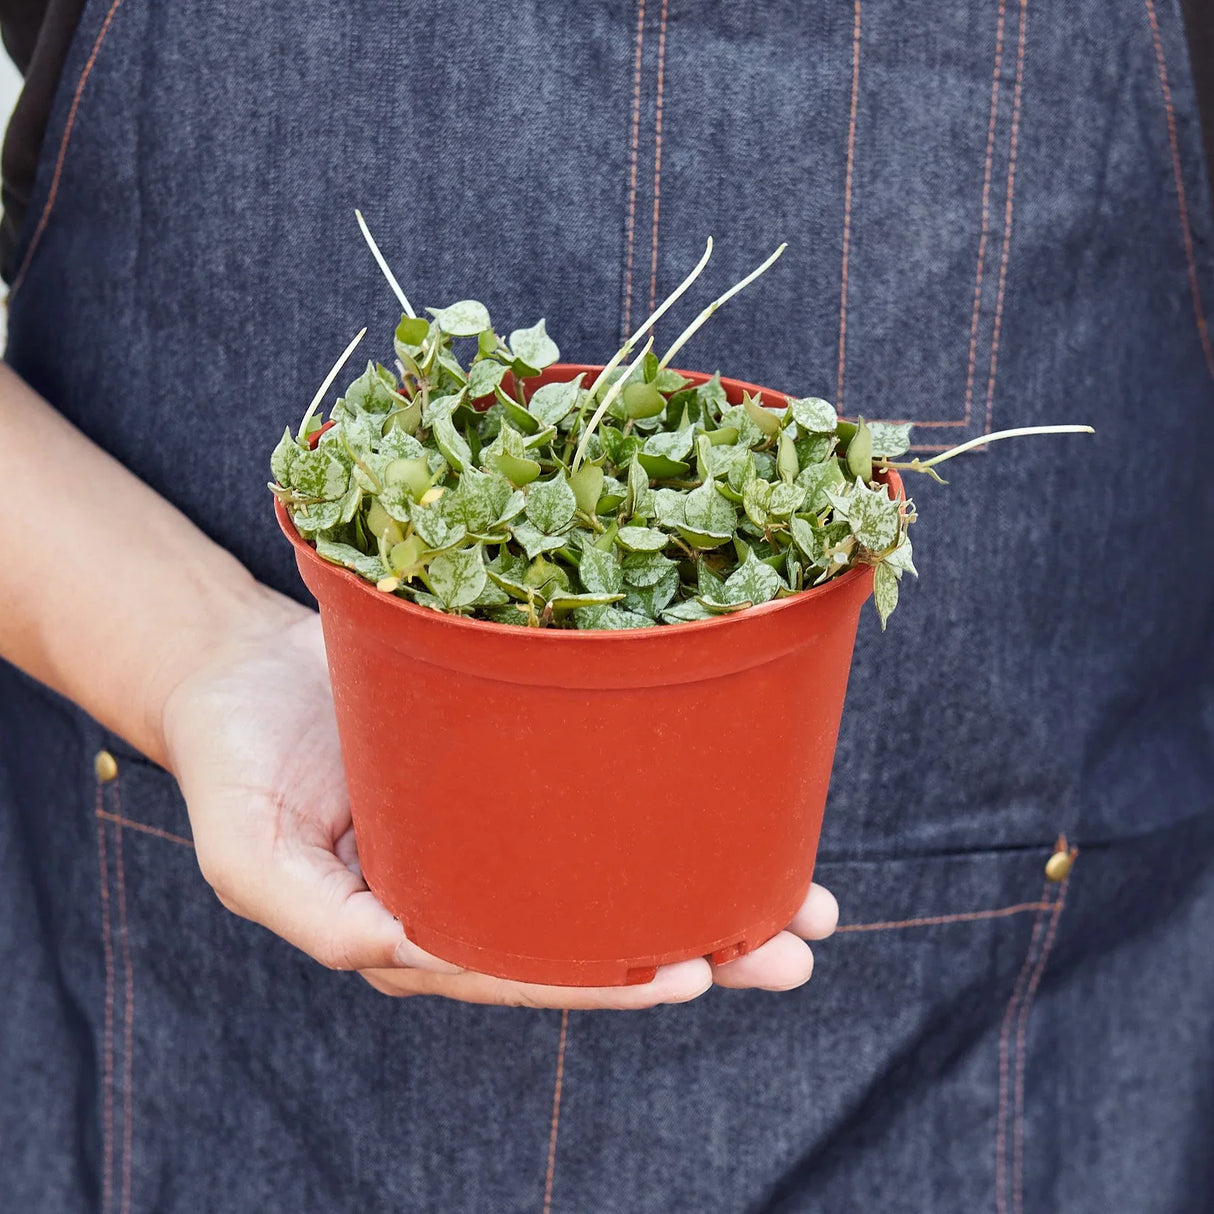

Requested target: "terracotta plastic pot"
[{"left": 277, "top": 365, "right": 900, "bottom": 986}]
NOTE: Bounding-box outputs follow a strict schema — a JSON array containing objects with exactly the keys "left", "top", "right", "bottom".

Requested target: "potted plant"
[{"left": 270, "top": 228, "right": 1089, "bottom": 986}]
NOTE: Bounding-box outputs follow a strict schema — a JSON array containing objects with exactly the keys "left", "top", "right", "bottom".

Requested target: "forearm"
[{"left": 0, "top": 362, "right": 301, "bottom": 767}]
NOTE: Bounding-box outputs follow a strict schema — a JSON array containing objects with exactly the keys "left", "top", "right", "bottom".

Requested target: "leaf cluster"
[{"left": 271, "top": 305, "right": 919, "bottom": 629}]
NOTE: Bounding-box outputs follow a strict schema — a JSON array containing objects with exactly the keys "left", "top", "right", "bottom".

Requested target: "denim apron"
[{"left": 3, "top": 1, "right": 1213, "bottom": 1211}]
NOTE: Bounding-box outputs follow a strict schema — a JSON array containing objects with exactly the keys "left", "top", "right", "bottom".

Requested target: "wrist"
[{"left": 143, "top": 578, "right": 310, "bottom": 770}]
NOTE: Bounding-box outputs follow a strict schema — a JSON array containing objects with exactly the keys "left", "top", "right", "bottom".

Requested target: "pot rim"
[{"left": 275, "top": 362, "right": 901, "bottom": 643}]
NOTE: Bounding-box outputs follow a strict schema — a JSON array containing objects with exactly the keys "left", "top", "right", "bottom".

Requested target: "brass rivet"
[
  {"left": 93, "top": 750, "right": 118, "bottom": 783},
  {"left": 1045, "top": 833, "right": 1075, "bottom": 882}
]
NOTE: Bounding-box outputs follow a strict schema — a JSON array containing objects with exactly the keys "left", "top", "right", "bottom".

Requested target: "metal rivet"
[
  {"left": 1045, "top": 834, "right": 1075, "bottom": 883},
  {"left": 93, "top": 750, "right": 118, "bottom": 783}
]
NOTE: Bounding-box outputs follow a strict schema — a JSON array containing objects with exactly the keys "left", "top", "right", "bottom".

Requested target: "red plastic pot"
[{"left": 277, "top": 365, "right": 900, "bottom": 986}]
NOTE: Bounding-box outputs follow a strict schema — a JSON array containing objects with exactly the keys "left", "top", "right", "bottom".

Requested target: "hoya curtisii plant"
[{"left": 270, "top": 223, "right": 1091, "bottom": 630}]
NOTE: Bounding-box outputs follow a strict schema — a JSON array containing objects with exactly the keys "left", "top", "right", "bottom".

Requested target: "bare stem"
[
  {"left": 355, "top": 209, "right": 416, "bottom": 318},
  {"left": 298, "top": 327, "right": 367, "bottom": 440},
  {"left": 571, "top": 337, "right": 654, "bottom": 472},
  {"left": 658, "top": 244, "right": 787, "bottom": 371},
  {"left": 875, "top": 424, "right": 1096, "bottom": 473}
]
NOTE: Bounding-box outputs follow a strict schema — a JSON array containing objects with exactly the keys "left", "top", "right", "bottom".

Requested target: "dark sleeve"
[
  {"left": 1180, "top": 0, "right": 1214, "bottom": 202},
  {"left": 0, "top": 0, "right": 85, "bottom": 284}
]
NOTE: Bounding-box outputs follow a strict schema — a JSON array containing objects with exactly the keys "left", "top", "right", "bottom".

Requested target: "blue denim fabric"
[{"left": 2, "top": 1, "right": 1213, "bottom": 1211}]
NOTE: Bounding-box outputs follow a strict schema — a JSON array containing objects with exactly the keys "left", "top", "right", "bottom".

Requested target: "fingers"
[
  {"left": 200, "top": 835, "right": 459, "bottom": 974},
  {"left": 357, "top": 957, "right": 714, "bottom": 1009},
  {"left": 786, "top": 882, "right": 839, "bottom": 941},
  {"left": 709, "top": 931, "right": 815, "bottom": 990}
]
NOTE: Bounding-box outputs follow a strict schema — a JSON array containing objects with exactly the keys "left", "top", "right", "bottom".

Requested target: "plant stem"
[
  {"left": 355, "top": 209, "right": 416, "bottom": 318},
  {"left": 657, "top": 244, "right": 787, "bottom": 371},
  {"left": 624, "top": 236, "right": 714, "bottom": 349},
  {"left": 875, "top": 424, "right": 1095, "bottom": 473},
  {"left": 298, "top": 327, "right": 367, "bottom": 441},
  {"left": 571, "top": 337, "right": 654, "bottom": 472}
]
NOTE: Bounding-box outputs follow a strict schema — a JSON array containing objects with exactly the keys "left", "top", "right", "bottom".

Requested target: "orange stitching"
[
  {"left": 96, "top": 789, "right": 116, "bottom": 1214},
  {"left": 834, "top": 900, "right": 1050, "bottom": 933},
  {"left": 96, "top": 809, "right": 193, "bottom": 849},
  {"left": 542, "top": 1009, "right": 569, "bottom": 1214},
  {"left": 621, "top": 0, "right": 647, "bottom": 339},
  {"left": 983, "top": 0, "right": 1029, "bottom": 434},
  {"left": 1012, "top": 873, "right": 1070, "bottom": 1214},
  {"left": 836, "top": 0, "right": 862, "bottom": 412},
  {"left": 7, "top": 0, "right": 127, "bottom": 302},
  {"left": 646, "top": 0, "right": 670, "bottom": 313},
  {"left": 113, "top": 786, "right": 135, "bottom": 1214},
  {"left": 964, "top": 0, "right": 1009, "bottom": 427},
  {"left": 1144, "top": 0, "right": 1214, "bottom": 380},
  {"left": 995, "top": 883, "right": 1050, "bottom": 1214}
]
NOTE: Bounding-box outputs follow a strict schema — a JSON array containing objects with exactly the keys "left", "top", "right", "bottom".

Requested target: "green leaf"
[
  {"left": 528, "top": 377, "right": 584, "bottom": 428},
  {"left": 549, "top": 591, "right": 625, "bottom": 611},
  {"left": 492, "top": 450, "right": 543, "bottom": 487},
  {"left": 622, "top": 382, "right": 667, "bottom": 419},
  {"left": 795, "top": 458, "right": 847, "bottom": 512},
  {"left": 343, "top": 362, "right": 398, "bottom": 415},
  {"left": 723, "top": 550, "right": 782, "bottom": 606},
  {"left": 271, "top": 427, "right": 300, "bottom": 486},
  {"left": 568, "top": 462, "right": 604, "bottom": 514},
  {"left": 616, "top": 526, "right": 669, "bottom": 552},
  {"left": 622, "top": 550, "right": 678, "bottom": 589},
  {"left": 637, "top": 452, "right": 690, "bottom": 480},
  {"left": 293, "top": 499, "right": 345, "bottom": 534},
  {"left": 512, "top": 521, "right": 568, "bottom": 560},
  {"left": 777, "top": 432, "right": 799, "bottom": 483},
  {"left": 525, "top": 475, "right": 577, "bottom": 534},
  {"left": 788, "top": 397, "right": 838, "bottom": 435},
  {"left": 625, "top": 456, "right": 655, "bottom": 519},
  {"left": 874, "top": 562, "right": 899, "bottom": 629},
  {"left": 427, "top": 299, "right": 492, "bottom": 337},
  {"left": 431, "top": 413, "right": 472, "bottom": 472},
  {"left": 623, "top": 566, "right": 680, "bottom": 618},
  {"left": 379, "top": 427, "right": 427, "bottom": 460},
  {"left": 742, "top": 392, "right": 782, "bottom": 436},
  {"left": 578, "top": 545, "right": 623, "bottom": 595},
  {"left": 868, "top": 421, "right": 913, "bottom": 458},
  {"left": 428, "top": 547, "right": 487, "bottom": 609},
  {"left": 766, "top": 481, "right": 806, "bottom": 517},
  {"left": 885, "top": 533, "right": 918, "bottom": 578},
  {"left": 446, "top": 468, "right": 512, "bottom": 533},
  {"left": 653, "top": 488, "right": 687, "bottom": 529},
  {"left": 292, "top": 447, "right": 350, "bottom": 500},
  {"left": 572, "top": 605, "right": 655, "bottom": 631},
  {"left": 644, "top": 368, "right": 686, "bottom": 397},
  {"left": 599, "top": 426, "right": 641, "bottom": 468},
  {"left": 467, "top": 359, "right": 508, "bottom": 399},
  {"left": 396, "top": 315, "right": 430, "bottom": 346},
  {"left": 642, "top": 429, "right": 694, "bottom": 462},
  {"left": 408, "top": 499, "right": 467, "bottom": 550},
  {"left": 661, "top": 599, "right": 717, "bottom": 624},
  {"left": 682, "top": 478, "right": 736, "bottom": 537},
  {"left": 508, "top": 319, "right": 560, "bottom": 371},
  {"left": 846, "top": 417, "right": 874, "bottom": 483},
  {"left": 314, "top": 537, "right": 388, "bottom": 582},
  {"left": 830, "top": 478, "right": 900, "bottom": 551},
  {"left": 742, "top": 477, "right": 773, "bottom": 528}
]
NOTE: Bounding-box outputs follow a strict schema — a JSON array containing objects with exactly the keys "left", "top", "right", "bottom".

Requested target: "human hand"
[{"left": 162, "top": 608, "right": 838, "bottom": 1009}]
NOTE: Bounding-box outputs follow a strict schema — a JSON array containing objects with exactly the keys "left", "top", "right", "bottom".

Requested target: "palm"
[{"left": 163, "top": 610, "right": 836, "bottom": 1008}]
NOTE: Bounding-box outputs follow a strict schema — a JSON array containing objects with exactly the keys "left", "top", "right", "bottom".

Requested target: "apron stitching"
[
  {"left": 96, "top": 785, "right": 117, "bottom": 1214},
  {"left": 963, "top": 0, "right": 1011, "bottom": 429},
  {"left": 983, "top": 0, "right": 1030, "bottom": 435},
  {"left": 995, "top": 880, "right": 1050, "bottom": 1214},
  {"left": 835, "top": 900, "right": 1050, "bottom": 933},
  {"left": 1011, "top": 872, "right": 1071, "bottom": 1214},
  {"left": 620, "top": 0, "right": 648, "bottom": 340},
  {"left": 542, "top": 1008, "right": 570, "bottom": 1214},
  {"left": 1143, "top": 0, "right": 1214, "bottom": 380},
  {"left": 96, "top": 809, "right": 193, "bottom": 849},
  {"left": 113, "top": 781, "right": 136, "bottom": 1214},
  {"left": 7, "top": 0, "right": 128, "bottom": 304},
  {"left": 646, "top": 0, "right": 671, "bottom": 314},
  {"left": 835, "top": 0, "right": 862, "bottom": 413}
]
